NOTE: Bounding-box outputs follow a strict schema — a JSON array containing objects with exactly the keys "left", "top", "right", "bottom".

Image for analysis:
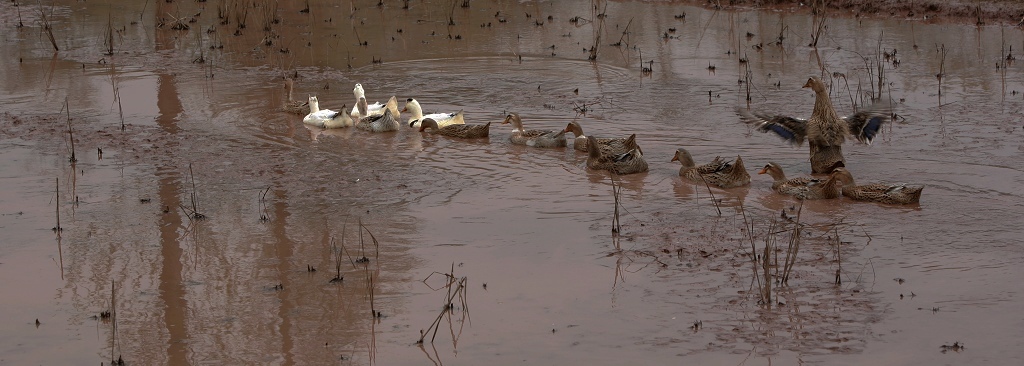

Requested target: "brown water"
[{"left": 1, "top": 0, "right": 1023, "bottom": 364}]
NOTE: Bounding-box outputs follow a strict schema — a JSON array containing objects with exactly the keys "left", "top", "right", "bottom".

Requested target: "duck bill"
[{"left": 757, "top": 167, "right": 768, "bottom": 174}]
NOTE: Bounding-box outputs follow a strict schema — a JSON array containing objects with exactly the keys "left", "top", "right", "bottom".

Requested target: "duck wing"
[
  {"left": 737, "top": 107, "right": 808, "bottom": 145},
  {"left": 843, "top": 105, "right": 888, "bottom": 144}
]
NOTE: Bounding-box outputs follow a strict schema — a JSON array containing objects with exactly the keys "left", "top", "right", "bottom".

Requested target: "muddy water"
[{"left": 1, "top": 0, "right": 1023, "bottom": 364}]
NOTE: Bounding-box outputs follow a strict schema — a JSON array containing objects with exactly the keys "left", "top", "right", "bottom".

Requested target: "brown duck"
[
  {"left": 562, "top": 121, "right": 641, "bottom": 155},
  {"left": 758, "top": 162, "right": 841, "bottom": 200},
  {"left": 419, "top": 119, "right": 491, "bottom": 139},
  {"left": 738, "top": 76, "right": 889, "bottom": 173},
  {"left": 671, "top": 148, "right": 750, "bottom": 188},
  {"left": 830, "top": 168, "right": 923, "bottom": 204},
  {"left": 502, "top": 113, "right": 567, "bottom": 148},
  {"left": 586, "top": 136, "right": 648, "bottom": 175}
]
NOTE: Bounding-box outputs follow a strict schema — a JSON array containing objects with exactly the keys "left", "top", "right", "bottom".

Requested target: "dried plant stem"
[
  {"left": 780, "top": 201, "right": 803, "bottom": 284},
  {"left": 611, "top": 181, "right": 621, "bottom": 234},
  {"left": 64, "top": 97, "right": 76, "bottom": 163},
  {"left": 40, "top": 5, "right": 58, "bottom": 51},
  {"left": 698, "top": 175, "right": 721, "bottom": 216}
]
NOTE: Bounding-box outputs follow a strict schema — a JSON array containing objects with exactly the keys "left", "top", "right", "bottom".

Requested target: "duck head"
[
  {"left": 758, "top": 162, "right": 786, "bottom": 180},
  {"left": 502, "top": 113, "right": 523, "bottom": 130},
  {"left": 670, "top": 148, "right": 695, "bottom": 168},
  {"left": 829, "top": 167, "right": 855, "bottom": 186},
  {"left": 802, "top": 76, "right": 827, "bottom": 93},
  {"left": 418, "top": 118, "right": 439, "bottom": 132},
  {"left": 562, "top": 121, "right": 584, "bottom": 137},
  {"left": 353, "top": 83, "right": 365, "bottom": 99}
]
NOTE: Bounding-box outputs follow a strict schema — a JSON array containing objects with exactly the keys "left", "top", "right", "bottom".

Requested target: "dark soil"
[{"left": 700, "top": 0, "right": 1024, "bottom": 24}]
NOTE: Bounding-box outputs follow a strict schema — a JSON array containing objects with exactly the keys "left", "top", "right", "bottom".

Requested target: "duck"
[
  {"left": 586, "top": 136, "right": 648, "bottom": 175},
  {"left": 830, "top": 167, "right": 923, "bottom": 204},
  {"left": 352, "top": 95, "right": 400, "bottom": 119},
  {"left": 501, "top": 113, "right": 567, "bottom": 148},
  {"left": 355, "top": 108, "right": 400, "bottom": 132},
  {"left": 302, "top": 97, "right": 356, "bottom": 129},
  {"left": 671, "top": 148, "right": 750, "bottom": 188},
  {"left": 402, "top": 98, "right": 465, "bottom": 128},
  {"left": 561, "top": 121, "right": 641, "bottom": 155},
  {"left": 281, "top": 78, "right": 308, "bottom": 115},
  {"left": 758, "top": 162, "right": 841, "bottom": 200},
  {"left": 349, "top": 83, "right": 400, "bottom": 119},
  {"left": 419, "top": 118, "right": 490, "bottom": 138},
  {"left": 738, "top": 76, "right": 889, "bottom": 173}
]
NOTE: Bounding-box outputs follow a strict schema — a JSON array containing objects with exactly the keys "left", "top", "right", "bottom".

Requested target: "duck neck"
[
  {"left": 812, "top": 89, "right": 841, "bottom": 121},
  {"left": 408, "top": 103, "right": 424, "bottom": 121},
  {"left": 587, "top": 137, "right": 602, "bottom": 158},
  {"left": 569, "top": 123, "right": 584, "bottom": 138},
  {"left": 676, "top": 151, "right": 695, "bottom": 169}
]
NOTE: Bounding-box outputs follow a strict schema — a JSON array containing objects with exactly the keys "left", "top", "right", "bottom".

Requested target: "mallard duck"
[
  {"left": 738, "top": 76, "right": 889, "bottom": 173},
  {"left": 281, "top": 78, "right": 308, "bottom": 115},
  {"left": 561, "top": 121, "right": 641, "bottom": 155},
  {"left": 671, "top": 148, "right": 750, "bottom": 188},
  {"left": 502, "top": 113, "right": 567, "bottom": 148},
  {"left": 586, "top": 136, "right": 648, "bottom": 175},
  {"left": 758, "top": 162, "right": 840, "bottom": 200},
  {"left": 303, "top": 97, "right": 355, "bottom": 129},
  {"left": 830, "top": 168, "right": 923, "bottom": 204},
  {"left": 419, "top": 118, "right": 490, "bottom": 138},
  {"left": 402, "top": 98, "right": 465, "bottom": 128},
  {"left": 355, "top": 108, "right": 399, "bottom": 132}
]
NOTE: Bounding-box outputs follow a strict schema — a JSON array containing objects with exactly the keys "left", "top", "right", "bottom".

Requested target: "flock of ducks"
[{"left": 283, "top": 76, "right": 923, "bottom": 205}]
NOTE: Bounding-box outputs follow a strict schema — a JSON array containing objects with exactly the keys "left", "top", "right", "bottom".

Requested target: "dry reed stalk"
[
  {"left": 833, "top": 226, "right": 842, "bottom": 285},
  {"left": 104, "top": 13, "right": 114, "bottom": 56},
  {"left": 698, "top": 175, "right": 721, "bottom": 216},
  {"left": 53, "top": 178, "right": 62, "bottom": 235},
  {"left": 780, "top": 201, "right": 803, "bottom": 284},
  {"left": 64, "top": 97, "right": 76, "bottom": 163},
  {"left": 611, "top": 181, "right": 621, "bottom": 234},
  {"left": 330, "top": 236, "right": 344, "bottom": 282},
  {"left": 40, "top": 5, "right": 58, "bottom": 51},
  {"left": 738, "top": 205, "right": 765, "bottom": 303},
  {"left": 936, "top": 43, "right": 947, "bottom": 95}
]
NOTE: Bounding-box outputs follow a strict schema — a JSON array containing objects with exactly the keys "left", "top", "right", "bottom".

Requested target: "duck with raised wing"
[
  {"left": 830, "top": 167, "right": 923, "bottom": 204},
  {"left": 562, "top": 121, "right": 641, "bottom": 155},
  {"left": 282, "top": 78, "right": 309, "bottom": 115},
  {"left": 586, "top": 136, "right": 648, "bottom": 175},
  {"left": 355, "top": 108, "right": 400, "bottom": 132},
  {"left": 402, "top": 98, "right": 465, "bottom": 128},
  {"left": 738, "top": 76, "right": 889, "bottom": 173},
  {"left": 302, "top": 97, "right": 356, "bottom": 129},
  {"left": 502, "top": 113, "right": 566, "bottom": 148},
  {"left": 419, "top": 119, "right": 490, "bottom": 139},
  {"left": 758, "top": 162, "right": 841, "bottom": 200},
  {"left": 671, "top": 148, "right": 750, "bottom": 188}
]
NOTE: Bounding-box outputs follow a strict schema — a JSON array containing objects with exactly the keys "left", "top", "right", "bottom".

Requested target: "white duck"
[
  {"left": 303, "top": 96, "right": 355, "bottom": 129},
  {"left": 401, "top": 98, "right": 465, "bottom": 128},
  {"left": 348, "top": 83, "right": 398, "bottom": 119}
]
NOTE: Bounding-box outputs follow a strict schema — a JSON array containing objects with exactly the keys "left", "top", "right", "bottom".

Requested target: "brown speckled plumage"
[
  {"left": 831, "top": 168, "right": 923, "bottom": 204},
  {"left": 672, "top": 148, "right": 750, "bottom": 188},
  {"left": 758, "top": 162, "right": 840, "bottom": 200}
]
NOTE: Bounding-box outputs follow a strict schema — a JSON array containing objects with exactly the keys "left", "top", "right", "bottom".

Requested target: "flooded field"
[{"left": 1, "top": 0, "right": 1023, "bottom": 364}]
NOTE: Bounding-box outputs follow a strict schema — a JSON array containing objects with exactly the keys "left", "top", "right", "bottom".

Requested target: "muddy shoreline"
[{"left": 696, "top": 0, "right": 1024, "bottom": 24}]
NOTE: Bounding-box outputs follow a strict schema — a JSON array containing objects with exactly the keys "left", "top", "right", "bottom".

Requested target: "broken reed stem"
[
  {"left": 115, "top": 87, "right": 125, "bottom": 131},
  {"left": 780, "top": 201, "right": 803, "bottom": 284},
  {"left": 54, "top": 177, "right": 61, "bottom": 235},
  {"left": 188, "top": 163, "right": 202, "bottom": 219},
  {"left": 616, "top": 17, "right": 634, "bottom": 47},
  {"left": 698, "top": 175, "right": 721, "bottom": 216},
  {"left": 110, "top": 279, "right": 117, "bottom": 364},
  {"left": 611, "top": 181, "right": 621, "bottom": 234},
  {"left": 738, "top": 205, "right": 765, "bottom": 303},
  {"left": 418, "top": 275, "right": 467, "bottom": 344},
  {"left": 834, "top": 226, "right": 842, "bottom": 285},
  {"left": 588, "top": 14, "right": 603, "bottom": 61},
  {"left": 875, "top": 32, "right": 885, "bottom": 102},
  {"left": 65, "top": 97, "right": 76, "bottom": 163},
  {"left": 331, "top": 237, "right": 344, "bottom": 282},
  {"left": 936, "top": 43, "right": 947, "bottom": 95},
  {"left": 105, "top": 12, "right": 114, "bottom": 56},
  {"left": 40, "top": 5, "right": 58, "bottom": 51}
]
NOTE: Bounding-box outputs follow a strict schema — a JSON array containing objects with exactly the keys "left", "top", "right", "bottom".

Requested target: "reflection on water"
[{"left": 1, "top": 0, "right": 1023, "bottom": 364}]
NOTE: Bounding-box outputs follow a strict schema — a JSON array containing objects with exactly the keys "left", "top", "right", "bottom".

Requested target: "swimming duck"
[
  {"left": 586, "top": 136, "right": 648, "bottom": 175},
  {"left": 349, "top": 83, "right": 399, "bottom": 119},
  {"left": 402, "top": 98, "right": 465, "bottom": 128},
  {"left": 302, "top": 97, "right": 355, "bottom": 129},
  {"left": 561, "top": 121, "right": 641, "bottom": 155},
  {"left": 758, "top": 162, "right": 841, "bottom": 200},
  {"left": 830, "top": 167, "right": 923, "bottom": 204},
  {"left": 671, "top": 148, "right": 750, "bottom": 188},
  {"left": 419, "top": 119, "right": 490, "bottom": 138},
  {"left": 281, "top": 78, "right": 308, "bottom": 115},
  {"left": 501, "top": 113, "right": 567, "bottom": 148},
  {"left": 738, "top": 76, "right": 889, "bottom": 173},
  {"left": 355, "top": 108, "right": 400, "bottom": 132}
]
